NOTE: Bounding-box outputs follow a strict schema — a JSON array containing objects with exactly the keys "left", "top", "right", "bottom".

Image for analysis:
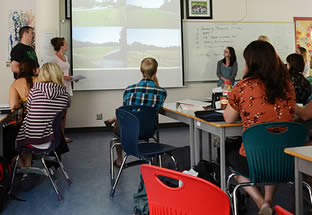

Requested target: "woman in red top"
[{"left": 224, "top": 40, "right": 296, "bottom": 215}]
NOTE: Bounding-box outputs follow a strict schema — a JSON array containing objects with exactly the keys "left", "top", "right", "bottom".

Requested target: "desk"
[
  {"left": 160, "top": 103, "right": 197, "bottom": 165},
  {"left": 160, "top": 103, "right": 243, "bottom": 191},
  {"left": 0, "top": 111, "right": 19, "bottom": 157},
  {"left": 285, "top": 146, "right": 312, "bottom": 215},
  {"left": 194, "top": 118, "right": 242, "bottom": 190}
]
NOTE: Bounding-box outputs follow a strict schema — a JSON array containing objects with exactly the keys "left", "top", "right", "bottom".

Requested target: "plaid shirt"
[{"left": 123, "top": 79, "right": 167, "bottom": 110}]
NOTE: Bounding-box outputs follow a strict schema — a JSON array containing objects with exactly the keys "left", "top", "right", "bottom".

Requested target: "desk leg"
[
  {"left": 189, "top": 120, "right": 195, "bottom": 166},
  {"left": 295, "top": 158, "right": 303, "bottom": 215},
  {"left": 0, "top": 125, "right": 3, "bottom": 157},
  {"left": 194, "top": 125, "right": 202, "bottom": 165},
  {"left": 220, "top": 128, "right": 226, "bottom": 191}
]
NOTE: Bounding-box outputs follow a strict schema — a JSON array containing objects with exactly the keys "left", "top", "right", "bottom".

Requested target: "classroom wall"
[{"left": 1, "top": 0, "right": 312, "bottom": 128}]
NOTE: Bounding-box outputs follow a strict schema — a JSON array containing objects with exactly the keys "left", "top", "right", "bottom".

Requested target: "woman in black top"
[
  {"left": 216, "top": 47, "right": 238, "bottom": 87},
  {"left": 286, "top": 53, "right": 312, "bottom": 104}
]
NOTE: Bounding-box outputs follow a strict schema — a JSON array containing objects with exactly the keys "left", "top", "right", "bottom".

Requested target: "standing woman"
[
  {"left": 296, "top": 46, "right": 310, "bottom": 77},
  {"left": 50, "top": 37, "right": 72, "bottom": 143},
  {"left": 216, "top": 47, "right": 238, "bottom": 87}
]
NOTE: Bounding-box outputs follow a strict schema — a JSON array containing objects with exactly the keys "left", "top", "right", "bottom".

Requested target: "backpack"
[
  {"left": 193, "top": 160, "right": 220, "bottom": 187},
  {"left": 133, "top": 175, "right": 149, "bottom": 215},
  {"left": 0, "top": 157, "right": 12, "bottom": 212}
]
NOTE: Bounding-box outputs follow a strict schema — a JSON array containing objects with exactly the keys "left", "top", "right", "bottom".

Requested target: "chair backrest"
[
  {"left": 242, "top": 121, "right": 307, "bottom": 183},
  {"left": 274, "top": 205, "right": 293, "bottom": 215},
  {"left": 118, "top": 106, "right": 157, "bottom": 139},
  {"left": 116, "top": 106, "right": 157, "bottom": 158},
  {"left": 140, "top": 164, "right": 231, "bottom": 215},
  {"left": 51, "top": 110, "right": 65, "bottom": 150}
]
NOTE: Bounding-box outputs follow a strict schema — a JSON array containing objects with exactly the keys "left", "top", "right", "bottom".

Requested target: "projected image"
[
  {"left": 72, "top": 0, "right": 178, "bottom": 28},
  {"left": 127, "top": 29, "right": 181, "bottom": 67},
  {"left": 72, "top": 0, "right": 183, "bottom": 89},
  {"left": 73, "top": 27, "right": 126, "bottom": 68}
]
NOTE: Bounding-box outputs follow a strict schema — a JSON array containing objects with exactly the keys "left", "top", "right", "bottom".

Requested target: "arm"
[
  {"left": 9, "top": 84, "right": 21, "bottom": 110},
  {"left": 228, "top": 61, "right": 238, "bottom": 81},
  {"left": 223, "top": 103, "right": 240, "bottom": 123},
  {"left": 216, "top": 61, "right": 222, "bottom": 78},
  {"left": 64, "top": 76, "right": 72, "bottom": 81},
  {"left": 11, "top": 61, "right": 20, "bottom": 74},
  {"left": 295, "top": 101, "right": 312, "bottom": 121}
]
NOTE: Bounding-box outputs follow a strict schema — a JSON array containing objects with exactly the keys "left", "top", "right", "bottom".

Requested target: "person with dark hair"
[
  {"left": 10, "top": 26, "right": 39, "bottom": 79},
  {"left": 9, "top": 58, "right": 37, "bottom": 111},
  {"left": 224, "top": 40, "right": 296, "bottom": 215},
  {"left": 216, "top": 47, "right": 238, "bottom": 87},
  {"left": 286, "top": 53, "right": 312, "bottom": 104},
  {"left": 50, "top": 37, "right": 73, "bottom": 143},
  {"left": 296, "top": 46, "right": 310, "bottom": 77}
]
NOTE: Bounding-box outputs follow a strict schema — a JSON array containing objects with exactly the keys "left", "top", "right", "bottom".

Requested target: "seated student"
[
  {"left": 258, "top": 35, "right": 270, "bottom": 43},
  {"left": 106, "top": 57, "right": 167, "bottom": 167},
  {"left": 286, "top": 53, "right": 312, "bottom": 105},
  {"left": 224, "top": 40, "right": 296, "bottom": 215},
  {"left": 296, "top": 46, "right": 310, "bottom": 77},
  {"left": 9, "top": 58, "right": 37, "bottom": 111},
  {"left": 15, "top": 63, "right": 70, "bottom": 181}
]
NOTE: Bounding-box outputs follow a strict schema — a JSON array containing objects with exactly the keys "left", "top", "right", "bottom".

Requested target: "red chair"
[
  {"left": 275, "top": 205, "right": 293, "bottom": 215},
  {"left": 140, "top": 164, "right": 231, "bottom": 215}
]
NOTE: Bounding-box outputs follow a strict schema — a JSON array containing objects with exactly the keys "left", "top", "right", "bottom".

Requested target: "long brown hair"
[
  {"left": 17, "top": 58, "right": 36, "bottom": 88},
  {"left": 243, "top": 40, "right": 290, "bottom": 104}
]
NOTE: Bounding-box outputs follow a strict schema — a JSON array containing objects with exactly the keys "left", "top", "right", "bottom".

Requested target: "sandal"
[
  {"left": 258, "top": 202, "right": 272, "bottom": 215},
  {"left": 65, "top": 137, "right": 72, "bottom": 143},
  {"left": 105, "top": 120, "right": 113, "bottom": 129},
  {"left": 113, "top": 160, "right": 122, "bottom": 168}
]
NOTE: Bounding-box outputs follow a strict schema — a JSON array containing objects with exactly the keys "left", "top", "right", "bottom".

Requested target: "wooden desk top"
[{"left": 285, "top": 146, "right": 312, "bottom": 162}]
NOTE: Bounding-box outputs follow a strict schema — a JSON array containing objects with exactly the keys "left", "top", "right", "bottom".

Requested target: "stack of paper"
[{"left": 176, "top": 99, "right": 211, "bottom": 111}]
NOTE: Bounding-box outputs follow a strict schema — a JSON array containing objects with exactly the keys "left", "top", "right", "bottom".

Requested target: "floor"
[{"left": 3, "top": 127, "right": 312, "bottom": 215}]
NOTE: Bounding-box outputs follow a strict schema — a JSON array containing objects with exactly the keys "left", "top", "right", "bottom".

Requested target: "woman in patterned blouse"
[{"left": 224, "top": 40, "right": 296, "bottom": 215}]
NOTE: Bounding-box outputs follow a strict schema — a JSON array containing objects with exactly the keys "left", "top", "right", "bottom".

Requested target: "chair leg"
[
  {"left": 53, "top": 151, "right": 72, "bottom": 186},
  {"left": 110, "top": 155, "right": 128, "bottom": 198},
  {"left": 303, "top": 181, "right": 312, "bottom": 206},
  {"left": 8, "top": 155, "right": 20, "bottom": 195},
  {"left": 232, "top": 184, "right": 243, "bottom": 215},
  {"left": 110, "top": 139, "right": 120, "bottom": 186},
  {"left": 158, "top": 155, "right": 162, "bottom": 167},
  {"left": 41, "top": 157, "right": 63, "bottom": 202},
  {"left": 226, "top": 173, "right": 236, "bottom": 196}
]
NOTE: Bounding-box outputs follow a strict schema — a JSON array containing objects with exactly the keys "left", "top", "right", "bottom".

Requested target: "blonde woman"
[
  {"left": 15, "top": 63, "right": 70, "bottom": 177},
  {"left": 258, "top": 35, "right": 270, "bottom": 43}
]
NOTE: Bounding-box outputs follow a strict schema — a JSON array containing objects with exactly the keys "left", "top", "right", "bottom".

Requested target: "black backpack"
[{"left": 0, "top": 157, "right": 12, "bottom": 212}]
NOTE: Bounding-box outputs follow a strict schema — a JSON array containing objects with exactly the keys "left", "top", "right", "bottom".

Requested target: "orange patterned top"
[{"left": 228, "top": 78, "right": 296, "bottom": 156}]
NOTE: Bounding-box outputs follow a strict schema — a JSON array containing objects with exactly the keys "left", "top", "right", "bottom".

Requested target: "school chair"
[
  {"left": 140, "top": 164, "right": 231, "bottom": 215},
  {"left": 226, "top": 121, "right": 312, "bottom": 215},
  {"left": 274, "top": 205, "right": 293, "bottom": 215},
  {"left": 9, "top": 110, "right": 71, "bottom": 201},
  {"left": 110, "top": 106, "right": 176, "bottom": 198}
]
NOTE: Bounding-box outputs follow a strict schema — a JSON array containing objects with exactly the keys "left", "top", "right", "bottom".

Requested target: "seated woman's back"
[{"left": 286, "top": 53, "right": 312, "bottom": 105}]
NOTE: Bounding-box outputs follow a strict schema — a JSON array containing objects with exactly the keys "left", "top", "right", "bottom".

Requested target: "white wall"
[{"left": 1, "top": 0, "right": 312, "bottom": 128}]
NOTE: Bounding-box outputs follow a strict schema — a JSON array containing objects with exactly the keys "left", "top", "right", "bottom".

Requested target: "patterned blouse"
[{"left": 228, "top": 78, "right": 296, "bottom": 156}]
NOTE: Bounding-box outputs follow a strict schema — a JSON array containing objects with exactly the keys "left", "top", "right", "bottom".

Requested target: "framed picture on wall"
[
  {"left": 186, "top": 0, "right": 212, "bottom": 19},
  {"left": 65, "top": 0, "right": 71, "bottom": 19}
]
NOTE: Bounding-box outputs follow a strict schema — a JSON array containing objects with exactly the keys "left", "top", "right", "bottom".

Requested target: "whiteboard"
[{"left": 183, "top": 21, "right": 295, "bottom": 82}]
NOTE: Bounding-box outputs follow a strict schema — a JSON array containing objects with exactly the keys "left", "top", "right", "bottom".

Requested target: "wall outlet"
[{"left": 96, "top": 113, "right": 103, "bottom": 120}]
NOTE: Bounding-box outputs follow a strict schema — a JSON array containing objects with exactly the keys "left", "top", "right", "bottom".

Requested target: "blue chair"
[
  {"left": 10, "top": 110, "right": 72, "bottom": 201},
  {"left": 226, "top": 121, "right": 312, "bottom": 215},
  {"left": 110, "top": 106, "right": 176, "bottom": 197}
]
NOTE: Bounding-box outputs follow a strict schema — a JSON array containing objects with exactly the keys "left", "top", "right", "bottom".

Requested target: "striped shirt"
[
  {"left": 123, "top": 79, "right": 167, "bottom": 110},
  {"left": 16, "top": 82, "right": 70, "bottom": 147}
]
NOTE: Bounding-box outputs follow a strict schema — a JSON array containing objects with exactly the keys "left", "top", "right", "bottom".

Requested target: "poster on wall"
[
  {"left": 294, "top": 17, "right": 312, "bottom": 55},
  {"left": 8, "top": 10, "right": 35, "bottom": 60}
]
